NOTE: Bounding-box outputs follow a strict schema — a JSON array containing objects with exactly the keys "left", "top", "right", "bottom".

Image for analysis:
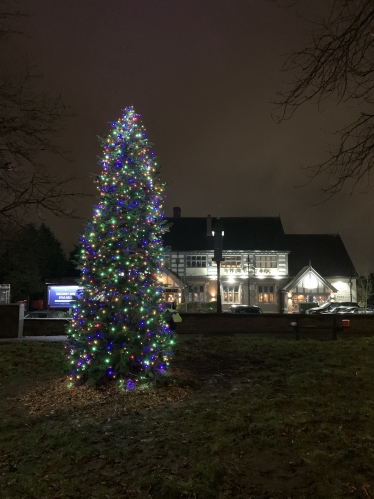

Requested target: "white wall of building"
[{"left": 328, "top": 278, "right": 357, "bottom": 302}]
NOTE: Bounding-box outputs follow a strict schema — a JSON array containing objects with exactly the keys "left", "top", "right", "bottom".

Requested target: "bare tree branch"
[
  {"left": 0, "top": 2, "right": 91, "bottom": 226},
  {"left": 0, "top": 0, "right": 27, "bottom": 42},
  {"left": 356, "top": 263, "right": 373, "bottom": 307},
  {"left": 275, "top": 0, "right": 374, "bottom": 195}
]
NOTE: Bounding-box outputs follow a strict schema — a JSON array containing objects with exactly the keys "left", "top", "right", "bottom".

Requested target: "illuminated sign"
[
  {"left": 207, "top": 267, "right": 281, "bottom": 277},
  {"left": 48, "top": 285, "right": 81, "bottom": 308}
]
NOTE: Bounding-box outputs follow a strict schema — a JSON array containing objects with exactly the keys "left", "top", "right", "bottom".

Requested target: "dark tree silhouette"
[{"left": 0, "top": 223, "right": 68, "bottom": 301}]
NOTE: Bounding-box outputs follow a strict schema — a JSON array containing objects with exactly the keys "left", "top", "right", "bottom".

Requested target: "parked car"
[
  {"left": 306, "top": 301, "right": 359, "bottom": 315},
  {"left": 354, "top": 307, "right": 374, "bottom": 314},
  {"left": 25, "top": 311, "right": 49, "bottom": 318},
  {"left": 332, "top": 306, "right": 374, "bottom": 314},
  {"left": 24, "top": 310, "right": 71, "bottom": 319},
  {"left": 333, "top": 306, "right": 360, "bottom": 314},
  {"left": 229, "top": 305, "right": 263, "bottom": 314}
]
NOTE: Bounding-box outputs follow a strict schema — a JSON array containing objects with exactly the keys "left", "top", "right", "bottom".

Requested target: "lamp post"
[
  {"left": 212, "top": 219, "right": 224, "bottom": 314},
  {"left": 247, "top": 254, "right": 251, "bottom": 305}
]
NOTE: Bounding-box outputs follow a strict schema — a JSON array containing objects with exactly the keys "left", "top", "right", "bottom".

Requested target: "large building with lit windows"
[{"left": 162, "top": 207, "right": 357, "bottom": 313}]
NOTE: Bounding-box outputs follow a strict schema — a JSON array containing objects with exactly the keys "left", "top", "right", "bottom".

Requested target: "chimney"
[
  {"left": 207, "top": 214, "right": 212, "bottom": 236},
  {"left": 173, "top": 206, "right": 181, "bottom": 218}
]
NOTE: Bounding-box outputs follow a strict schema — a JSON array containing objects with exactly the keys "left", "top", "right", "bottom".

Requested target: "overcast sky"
[{"left": 11, "top": 0, "right": 374, "bottom": 273}]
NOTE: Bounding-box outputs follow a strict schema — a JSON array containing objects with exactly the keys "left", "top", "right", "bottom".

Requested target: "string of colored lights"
[{"left": 65, "top": 106, "right": 173, "bottom": 388}]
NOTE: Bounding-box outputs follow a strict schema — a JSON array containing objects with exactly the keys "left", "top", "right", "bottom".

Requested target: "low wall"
[
  {"left": 176, "top": 313, "right": 374, "bottom": 338},
  {"left": 0, "top": 304, "right": 24, "bottom": 339},
  {"left": 23, "top": 319, "right": 69, "bottom": 337},
  {"left": 10, "top": 313, "right": 374, "bottom": 339}
]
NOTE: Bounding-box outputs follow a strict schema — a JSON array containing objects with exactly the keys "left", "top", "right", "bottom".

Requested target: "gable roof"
[
  {"left": 282, "top": 265, "right": 337, "bottom": 293},
  {"left": 163, "top": 217, "right": 289, "bottom": 252},
  {"left": 286, "top": 234, "right": 356, "bottom": 278},
  {"left": 162, "top": 267, "right": 186, "bottom": 289}
]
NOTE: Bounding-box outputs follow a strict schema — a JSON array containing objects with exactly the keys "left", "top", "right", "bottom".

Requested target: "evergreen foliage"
[
  {"left": 65, "top": 245, "right": 81, "bottom": 278},
  {"left": 0, "top": 223, "right": 67, "bottom": 301},
  {"left": 66, "top": 107, "right": 172, "bottom": 388}
]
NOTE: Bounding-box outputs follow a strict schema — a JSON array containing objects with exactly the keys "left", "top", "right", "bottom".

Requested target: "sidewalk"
[{"left": 0, "top": 336, "right": 67, "bottom": 342}]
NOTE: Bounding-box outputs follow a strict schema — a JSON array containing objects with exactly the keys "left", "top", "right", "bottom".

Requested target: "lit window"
[
  {"left": 188, "top": 285, "right": 204, "bottom": 302},
  {"left": 221, "top": 255, "right": 241, "bottom": 268},
  {"left": 258, "top": 285, "right": 274, "bottom": 303},
  {"left": 186, "top": 255, "right": 206, "bottom": 268},
  {"left": 223, "top": 285, "right": 240, "bottom": 303},
  {"left": 255, "top": 256, "right": 277, "bottom": 269}
]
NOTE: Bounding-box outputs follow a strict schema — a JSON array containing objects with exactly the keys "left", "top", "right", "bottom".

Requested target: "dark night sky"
[{"left": 11, "top": 0, "right": 374, "bottom": 272}]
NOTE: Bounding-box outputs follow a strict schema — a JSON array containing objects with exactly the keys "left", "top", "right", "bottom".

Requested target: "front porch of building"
[
  {"left": 183, "top": 276, "right": 288, "bottom": 313},
  {"left": 282, "top": 265, "right": 338, "bottom": 313}
]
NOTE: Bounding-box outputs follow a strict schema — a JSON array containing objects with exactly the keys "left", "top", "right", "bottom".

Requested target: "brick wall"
[
  {"left": 23, "top": 319, "right": 69, "bottom": 337},
  {"left": 0, "top": 304, "right": 23, "bottom": 339},
  {"left": 176, "top": 313, "right": 374, "bottom": 338},
  {"left": 6, "top": 312, "right": 374, "bottom": 339}
]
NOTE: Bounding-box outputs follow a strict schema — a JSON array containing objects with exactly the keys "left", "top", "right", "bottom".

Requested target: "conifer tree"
[
  {"left": 66, "top": 107, "right": 172, "bottom": 388},
  {"left": 0, "top": 223, "right": 67, "bottom": 301}
]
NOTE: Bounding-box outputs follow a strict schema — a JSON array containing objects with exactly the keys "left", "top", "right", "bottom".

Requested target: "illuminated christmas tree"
[{"left": 66, "top": 106, "right": 172, "bottom": 388}]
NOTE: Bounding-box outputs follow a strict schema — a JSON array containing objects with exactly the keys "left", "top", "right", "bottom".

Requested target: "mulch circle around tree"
[{"left": 17, "top": 377, "right": 193, "bottom": 420}]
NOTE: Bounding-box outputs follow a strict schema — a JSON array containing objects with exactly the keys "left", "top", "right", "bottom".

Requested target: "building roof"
[
  {"left": 162, "top": 215, "right": 356, "bottom": 278},
  {"left": 163, "top": 217, "right": 289, "bottom": 252},
  {"left": 286, "top": 234, "right": 356, "bottom": 278},
  {"left": 162, "top": 267, "right": 186, "bottom": 289},
  {"left": 282, "top": 265, "right": 337, "bottom": 293}
]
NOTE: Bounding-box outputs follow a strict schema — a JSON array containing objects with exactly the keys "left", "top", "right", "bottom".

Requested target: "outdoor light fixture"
[
  {"left": 304, "top": 273, "right": 318, "bottom": 289},
  {"left": 212, "top": 218, "right": 224, "bottom": 313},
  {"left": 334, "top": 281, "right": 346, "bottom": 291}
]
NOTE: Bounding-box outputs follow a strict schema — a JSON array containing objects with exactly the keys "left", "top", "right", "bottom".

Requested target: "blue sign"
[{"left": 48, "top": 285, "right": 81, "bottom": 308}]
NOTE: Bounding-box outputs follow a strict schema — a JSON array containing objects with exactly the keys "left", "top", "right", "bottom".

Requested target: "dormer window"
[
  {"left": 221, "top": 255, "right": 241, "bottom": 268},
  {"left": 256, "top": 255, "right": 277, "bottom": 268},
  {"left": 186, "top": 255, "right": 206, "bottom": 268}
]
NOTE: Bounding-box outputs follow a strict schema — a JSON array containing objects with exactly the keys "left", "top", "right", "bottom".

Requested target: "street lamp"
[{"left": 212, "top": 219, "right": 224, "bottom": 313}]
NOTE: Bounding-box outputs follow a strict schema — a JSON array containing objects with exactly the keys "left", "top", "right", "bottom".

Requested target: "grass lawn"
[{"left": 1, "top": 335, "right": 374, "bottom": 499}]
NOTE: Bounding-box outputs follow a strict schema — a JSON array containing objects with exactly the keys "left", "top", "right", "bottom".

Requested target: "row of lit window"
[
  {"left": 188, "top": 285, "right": 275, "bottom": 304},
  {"left": 167, "top": 255, "right": 278, "bottom": 269}
]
